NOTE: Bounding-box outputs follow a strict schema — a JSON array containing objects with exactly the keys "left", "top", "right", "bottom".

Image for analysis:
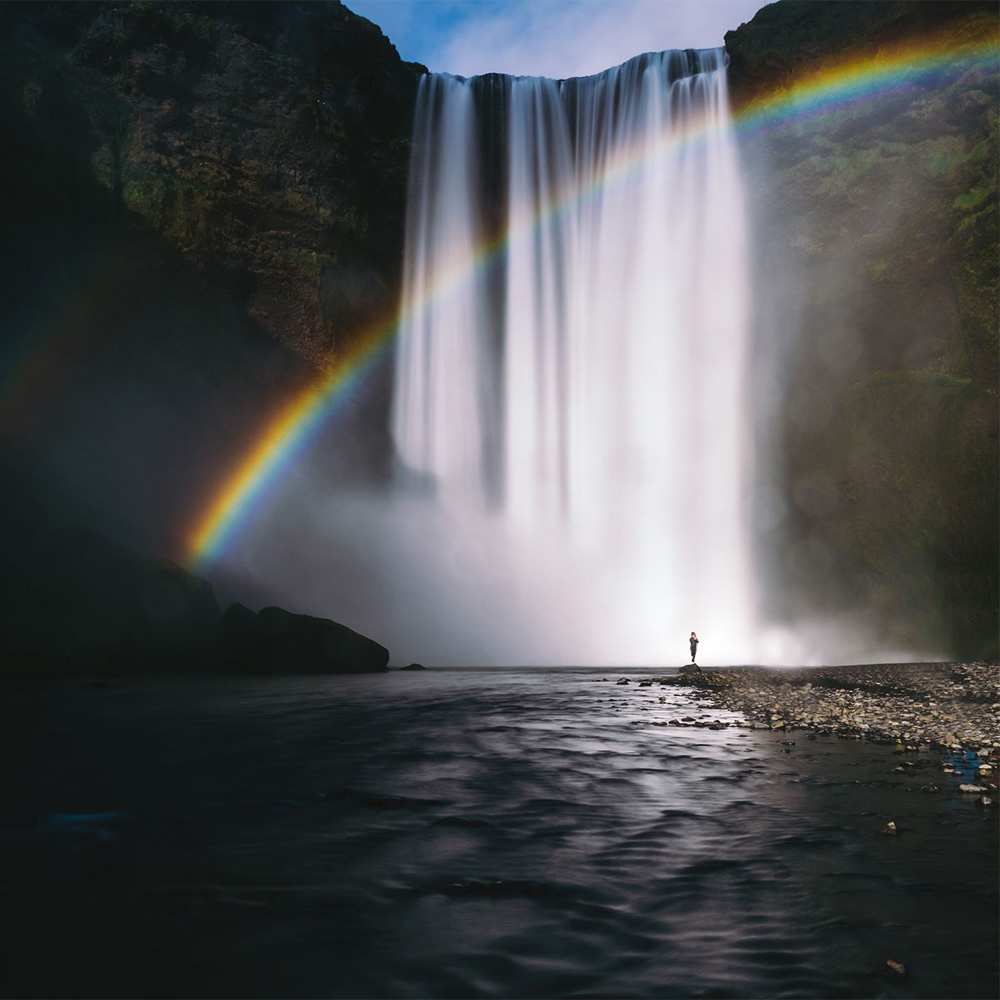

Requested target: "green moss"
[
  {"left": 860, "top": 370, "right": 974, "bottom": 390},
  {"left": 814, "top": 145, "right": 886, "bottom": 196},
  {"left": 917, "top": 136, "right": 968, "bottom": 179},
  {"left": 868, "top": 257, "right": 890, "bottom": 283},
  {"left": 965, "top": 134, "right": 995, "bottom": 165},
  {"left": 953, "top": 184, "right": 993, "bottom": 211},
  {"left": 122, "top": 175, "right": 167, "bottom": 215}
]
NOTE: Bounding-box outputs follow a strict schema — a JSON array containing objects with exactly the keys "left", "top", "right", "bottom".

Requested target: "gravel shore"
[{"left": 660, "top": 661, "right": 999, "bottom": 756}]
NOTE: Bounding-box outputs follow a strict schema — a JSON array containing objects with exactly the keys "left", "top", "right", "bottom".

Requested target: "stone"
[
  {"left": 885, "top": 959, "right": 906, "bottom": 976},
  {"left": 958, "top": 784, "right": 988, "bottom": 793},
  {"left": 400, "top": 663, "right": 426, "bottom": 671},
  {"left": 223, "top": 604, "right": 389, "bottom": 673}
]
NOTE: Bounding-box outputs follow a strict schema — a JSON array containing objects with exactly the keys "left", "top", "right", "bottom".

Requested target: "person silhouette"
[{"left": 689, "top": 631, "right": 699, "bottom": 663}]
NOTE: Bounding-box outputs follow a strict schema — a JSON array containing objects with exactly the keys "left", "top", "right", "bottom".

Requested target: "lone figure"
[{"left": 689, "top": 631, "right": 699, "bottom": 663}]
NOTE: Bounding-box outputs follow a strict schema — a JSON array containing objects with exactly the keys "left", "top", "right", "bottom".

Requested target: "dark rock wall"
[
  {"left": 1, "top": 1, "right": 424, "bottom": 563},
  {"left": 726, "top": 1, "right": 998, "bottom": 656},
  {"left": 0, "top": 1, "right": 423, "bottom": 665},
  {"left": 4, "top": 0, "right": 423, "bottom": 364}
]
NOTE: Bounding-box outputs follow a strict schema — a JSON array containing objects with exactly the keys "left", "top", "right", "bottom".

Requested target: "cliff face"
[
  {"left": 1, "top": 1, "right": 423, "bottom": 568},
  {"left": 726, "top": 2, "right": 998, "bottom": 656},
  {"left": 0, "top": 1, "right": 424, "bottom": 652},
  {"left": 4, "top": 1, "right": 423, "bottom": 366}
]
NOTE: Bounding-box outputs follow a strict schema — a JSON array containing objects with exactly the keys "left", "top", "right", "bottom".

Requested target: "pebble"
[
  {"left": 664, "top": 661, "right": 1000, "bottom": 752},
  {"left": 885, "top": 959, "right": 907, "bottom": 976}
]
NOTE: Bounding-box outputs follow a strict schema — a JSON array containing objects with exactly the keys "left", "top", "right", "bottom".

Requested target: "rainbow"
[{"left": 185, "top": 22, "right": 998, "bottom": 568}]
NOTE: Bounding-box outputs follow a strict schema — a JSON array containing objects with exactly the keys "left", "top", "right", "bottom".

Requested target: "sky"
[{"left": 344, "top": 0, "right": 768, "bottom": 79}]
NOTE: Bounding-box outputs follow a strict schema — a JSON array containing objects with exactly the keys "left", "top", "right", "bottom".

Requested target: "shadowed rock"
[{"left": 222, "top": 603, "right": 388, "bottom": 673}]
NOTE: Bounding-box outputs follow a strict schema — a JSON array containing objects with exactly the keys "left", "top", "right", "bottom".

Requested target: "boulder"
[
  {"left": 679, "top": 664, "right": 702, "bottom": 676},
  {"left": 400, "top": 662, "right": 426, "bottom": 671},
  {"left": 222, "top": 604, "right": 388, "bottom": 673}
]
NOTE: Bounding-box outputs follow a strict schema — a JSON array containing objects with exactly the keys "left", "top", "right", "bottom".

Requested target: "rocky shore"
[
  {"left": 609, "top": 663, "right": 1000, "bottom": 798},
  {"left": 602, "top": 661, "right": 1000, "bottom": 804},
  {"left": 663, "top": 662, "right": 999, "bottom": 751}
]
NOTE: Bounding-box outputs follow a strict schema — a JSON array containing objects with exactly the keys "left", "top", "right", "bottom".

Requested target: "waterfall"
[{"left": 392, "top": 50, "right": 754, "bottom": 665}]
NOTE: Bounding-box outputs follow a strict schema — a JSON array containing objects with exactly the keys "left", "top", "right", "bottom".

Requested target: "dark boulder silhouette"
[{"left": 222, "top": 603, "right": 389, "bottom": 673}]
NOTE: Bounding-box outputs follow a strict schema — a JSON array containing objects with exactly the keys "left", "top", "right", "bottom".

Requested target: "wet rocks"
[{"left": 674, "top": 662, "right": 1000, "bottom": 753}]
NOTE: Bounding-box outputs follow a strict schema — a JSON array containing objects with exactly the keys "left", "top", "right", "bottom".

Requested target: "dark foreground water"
[{"left": 2, "top": 670, "right": 997, "bottom": 998}]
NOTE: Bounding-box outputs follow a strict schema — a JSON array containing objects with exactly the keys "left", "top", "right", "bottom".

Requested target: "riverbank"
[{"left": 656, "top": 661, "right": 999, "bottom": 757}]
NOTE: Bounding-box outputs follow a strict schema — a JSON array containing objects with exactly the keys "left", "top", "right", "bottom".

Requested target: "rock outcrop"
[
  {"left": 0, "top": 450, "right": 390, "bottom": 674},
  {"left": 222, "top": 602, "right": 389, "bottom": 673}
]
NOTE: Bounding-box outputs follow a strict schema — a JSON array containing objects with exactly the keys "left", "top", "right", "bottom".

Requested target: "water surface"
[{"left": 2, "top": 669, "right": 996, "bottom": 997}]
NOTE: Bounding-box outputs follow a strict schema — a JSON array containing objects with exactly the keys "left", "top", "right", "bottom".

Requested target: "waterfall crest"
[{"left": 392, "top": 50, "right": 754, "bottom": 664}]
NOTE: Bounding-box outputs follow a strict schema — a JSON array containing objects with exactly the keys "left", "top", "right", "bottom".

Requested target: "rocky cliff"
[
  {"left": 1, "top": 1, "right": 421, "bottom": 669},
  {"left": 726, "top": 1, "right": 998, "bottom": 656},
  {"left": 1, "top": 0, "right": 423, "bottom": 569},
  {"left": 4, "top": 1, "right": 423, "bottom": 365}
]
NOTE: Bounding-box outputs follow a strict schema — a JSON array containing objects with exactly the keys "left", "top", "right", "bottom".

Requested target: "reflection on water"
[{"left": 2, "top": 670, "right": 997, "bottom": 998}]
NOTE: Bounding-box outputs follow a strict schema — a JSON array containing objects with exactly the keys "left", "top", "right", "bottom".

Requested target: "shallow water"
[{"left": 2, "top": 670, "right": 997, "bottom": 998}]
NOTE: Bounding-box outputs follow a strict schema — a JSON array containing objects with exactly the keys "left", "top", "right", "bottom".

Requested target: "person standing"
[{"left": 689, "top": 631, "right": 699, "bottom": 663}]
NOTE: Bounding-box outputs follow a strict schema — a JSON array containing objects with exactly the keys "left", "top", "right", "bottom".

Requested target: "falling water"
[{"left": 392, "top": 50, "right": 754, "bottom": 665}]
